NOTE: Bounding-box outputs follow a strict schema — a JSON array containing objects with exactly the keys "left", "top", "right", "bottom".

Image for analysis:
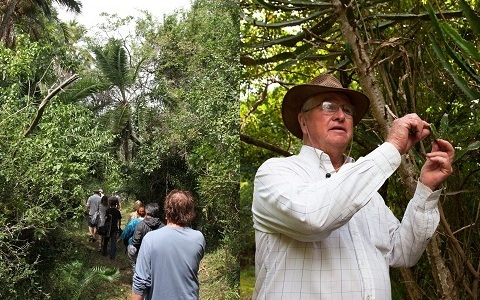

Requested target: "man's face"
[{"left": 298, "top": 92, "right": 354, "bottom": 153}]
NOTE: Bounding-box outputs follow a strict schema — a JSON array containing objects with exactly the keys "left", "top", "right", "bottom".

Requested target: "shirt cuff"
[{"left": 412, "top": 180, "right": 442, "bottom": 211}]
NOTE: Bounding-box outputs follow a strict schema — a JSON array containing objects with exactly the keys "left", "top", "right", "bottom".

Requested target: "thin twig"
[
  {"left": 452, "top": 223, "right": 475, "bottom": 235},
  {"left": 385, "top": 104, "right": 398, "bottom": 119}
]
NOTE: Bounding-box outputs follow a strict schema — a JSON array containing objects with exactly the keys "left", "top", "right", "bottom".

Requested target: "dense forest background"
[
  {"left": 241, "top": 0, "right": 480, "bottom": 299},
  {"left": 0, "top": 0, "right": 239, "bottom": 298}
]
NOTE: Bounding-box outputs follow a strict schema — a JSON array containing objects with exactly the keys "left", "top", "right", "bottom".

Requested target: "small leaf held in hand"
[
  {"left": 429, "top": 123, "right": 441, "bottom": 141},
  {"left": 439, "top": 113, "right": 449, "bottom": 138}
]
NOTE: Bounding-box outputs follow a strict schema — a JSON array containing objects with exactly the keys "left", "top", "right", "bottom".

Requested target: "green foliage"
[
  {"left": 92, "top": 38, "right": 133, "bottom": 91},
  {"left": 240, "top": 265, "right": 255, "bottom": 300},
  {"left": 71, "top": 0, "right": 241, "bottom": 291},
  {"left": 0, "top": 18, "right": 118, "bottom": 297},
  {"left": 47, "top": 261, "right": 119, "bottom": 300},
  {"left": 239, "top": 181, "right": 255, "bottom": 267},
  {"left": 125, "top": 0, "right": 240, "bottom": 287},
  {"left": 200, "top": 247, "right": 240, "bottom": 300},
  {"left": 1, "top": 0, "right": 240, "bottom": 297},
  {"left": 426, "top": 2, "right": 480, "bottom": 100}
]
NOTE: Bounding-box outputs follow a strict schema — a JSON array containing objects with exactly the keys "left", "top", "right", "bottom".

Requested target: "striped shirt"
[{"left": 252, "top": 142, "right": 441, "bottom": 299}]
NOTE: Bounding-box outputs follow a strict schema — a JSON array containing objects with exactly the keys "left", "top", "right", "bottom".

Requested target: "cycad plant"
[
  {"left": 51, "top": 261, "right": 119, "bottom": 300},
  {"left": 73, "top": 265, "right": 120, "bottom": 300}
]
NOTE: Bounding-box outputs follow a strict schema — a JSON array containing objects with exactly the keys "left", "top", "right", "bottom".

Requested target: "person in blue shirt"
[{"left": 131, "top": 190, "right": 206, "bottom": 300}]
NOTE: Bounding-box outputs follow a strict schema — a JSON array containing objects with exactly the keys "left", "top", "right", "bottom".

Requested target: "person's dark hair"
[
  {"left": 101, "top": 195, "right": 109, "bottom": 206},
  {"left": 108, "top": 196, "right": 118, "bottom": 207},
  {"left": 145, "top": 203, "right": 160, "bottom": 218},
  {"left": 164, "top": 189, "right": 196, "bottom": 226}
]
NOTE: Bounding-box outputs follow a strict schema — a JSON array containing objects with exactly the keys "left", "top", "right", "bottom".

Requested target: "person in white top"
[
  {"left": 86, "top": 188, "right": 102, "bottom": 242},
  {"left": 252, "top": 74, "right": 455, "bottom": 300}
]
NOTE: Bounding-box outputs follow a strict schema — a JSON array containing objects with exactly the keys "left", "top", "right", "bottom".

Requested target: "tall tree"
[
  {"left": 90, "top": 38, "right": 140, "bottom": 162},
  {"left": 0, "top": 0, "right": 82, "bottom": 47}
]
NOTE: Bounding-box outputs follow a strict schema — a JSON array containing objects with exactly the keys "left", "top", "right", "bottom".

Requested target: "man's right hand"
[{"left": 386, "top": 113, "right": 430, "bottom": 155}]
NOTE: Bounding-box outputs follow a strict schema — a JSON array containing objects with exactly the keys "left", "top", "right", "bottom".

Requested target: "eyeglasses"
[{"left": 303, "top": 101, "right": 355, "bottom": 118}]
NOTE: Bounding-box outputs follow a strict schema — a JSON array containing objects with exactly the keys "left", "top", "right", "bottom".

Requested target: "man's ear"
[
  {"left": 298, "top": 113, "right": 306, "bottom": 126},
  {"left": 298, "top": 113, "right": 307, "bottom": 134}
]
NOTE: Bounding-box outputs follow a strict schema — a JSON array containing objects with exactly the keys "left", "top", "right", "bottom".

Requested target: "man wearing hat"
[
  {"left": 252, "top": 74, "right": 455, "bottom": 299},
  {"left": 86, "top": 188, "right": 102, "bottom": 242}
]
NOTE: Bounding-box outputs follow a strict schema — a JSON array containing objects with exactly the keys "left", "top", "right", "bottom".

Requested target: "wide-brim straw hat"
[{"left": 282, "top": 74, "right": 370, "bottom": 139}]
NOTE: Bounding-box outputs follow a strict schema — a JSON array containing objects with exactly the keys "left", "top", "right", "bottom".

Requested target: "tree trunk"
[
  {"left": 330, "top": 0, "right": 456, "bottom": 298},
  {"left": 399, "top": 267, "right": 423, "bottom": 299},
  {"left": 0, "top": 0, "right": 18, "bottom": 47},
  {"left": 426, "top": 233, "right": 458, "bottom": 299}
]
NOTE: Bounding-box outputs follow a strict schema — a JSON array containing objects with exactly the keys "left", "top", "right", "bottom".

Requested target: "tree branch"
[
  {"left": 240, "top": 133, "right": 292, "bottom": 157},
  {"left": 23, "top": 74, "right": 79, "bottom": 137}
]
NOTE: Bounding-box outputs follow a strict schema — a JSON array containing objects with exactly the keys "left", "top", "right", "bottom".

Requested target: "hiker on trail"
[
  {"left": 127, "top": 203, "right": 164, "bottom": 271},
  {"left": 128, "top": 200, "right": 143, "bottom": 222},
  {"left": 111, "top": 190, "right": 122, "bottom": 210},
  {"left": 86, "top": 188, "right": 102, "bottom": 242},
  {"left": 121, "top": 205, "right": 146, "bottom": 271},
  {"left": 102, "top": 197, "right": 122, "bottom": 259},
  {"left": 131, "top": 189, "right": 205, "bottom": 300},
  {"left": 97, "top": 195, "right": 109, "bottom": 252}
]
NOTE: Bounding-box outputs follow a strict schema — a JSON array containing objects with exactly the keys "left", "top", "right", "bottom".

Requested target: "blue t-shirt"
[{"left": 132, "top": 226, "right": 206, "bottom": 300}]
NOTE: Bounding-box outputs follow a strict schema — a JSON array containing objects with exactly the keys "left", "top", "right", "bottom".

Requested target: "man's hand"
[
  {"left": 386, "top": 113, "right": 430, "bottom": 155},
  {"left": 420, "top": 138, "right": 455, "bottom": 191}
]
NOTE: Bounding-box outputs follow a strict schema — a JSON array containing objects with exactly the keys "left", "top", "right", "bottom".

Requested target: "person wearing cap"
[{"left": 252, "top": 74, "right": 455, "bottom": 299}]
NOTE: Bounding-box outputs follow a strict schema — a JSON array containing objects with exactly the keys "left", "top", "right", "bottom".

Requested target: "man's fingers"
[
  {"left": 431, "top": 139, "right": 455, "bottom": 159},
  {"left": 425, "top": 155, "right": 454, "bottom": 174},
  {"left": 406, "top": 116, "right": 429, "bottom": 140}
]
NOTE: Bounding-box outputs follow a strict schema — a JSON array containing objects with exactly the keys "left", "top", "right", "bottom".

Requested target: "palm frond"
[
  {"left": 57, "top": 76, "right": 111, "bottom": 104},
  {"left": 93, "top": 39, "right": 132, "bottom": 93},
  {"left": 53, "top": 0, "right": 82, "bottom": 14}
]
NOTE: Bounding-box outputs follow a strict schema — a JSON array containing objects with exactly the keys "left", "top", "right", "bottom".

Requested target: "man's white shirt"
[{"left": 252, "top": 143, "right": 441, "bottom": 300}]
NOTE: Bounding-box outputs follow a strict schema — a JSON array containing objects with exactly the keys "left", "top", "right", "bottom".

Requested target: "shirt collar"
[{"left": 299, "top": 145, "right": 354, "bottom": 165}]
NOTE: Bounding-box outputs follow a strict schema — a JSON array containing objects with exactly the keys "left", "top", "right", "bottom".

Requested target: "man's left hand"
[{"left": 420, "top": 139, "right": 455, "bottom": 190}]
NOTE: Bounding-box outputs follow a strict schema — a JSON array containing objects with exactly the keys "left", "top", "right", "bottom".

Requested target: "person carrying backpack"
[
  {"left": 120, "top": 205, "right": 146, "bottom": 250},
  {"left": 102, "top": 197, "right": 122, "bottom": 259},
  {"left": 97, "top": 195, "right": 109, "bottom": 252},
  {"left": 127, "top": 203, "right": 164, "bottom": 271}
]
